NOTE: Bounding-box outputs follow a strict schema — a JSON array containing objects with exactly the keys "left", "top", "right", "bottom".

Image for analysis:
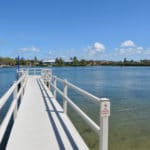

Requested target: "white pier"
[{"left": 0, "top": 68, "right": 110, "bottom": 150}]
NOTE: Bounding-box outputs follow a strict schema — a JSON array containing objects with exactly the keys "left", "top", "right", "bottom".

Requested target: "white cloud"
[
  {"left": 20, "top": 46, "right": 40, "bottom": 53},
  {"left": 115, "top": 40, "right": 146, "bottom": 57},
  {"left": 121, "top": 40, "right": 136, "bottom": 47},
  {"left": 87, "top": 42, "right": 105, "bottom": 56},
  {"left": 94, "top": 42, "right": 105, "bottom": 52},
  {"left": 118, "top": 47, "right": 144, "bottom": 55},
  {"left": 83, "top": 40, "right": 150, "bottom": 60}
]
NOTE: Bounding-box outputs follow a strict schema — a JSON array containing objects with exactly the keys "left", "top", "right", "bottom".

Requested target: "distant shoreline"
[
  {"left": 1, "top": 64, "right": 150, "bottom": 68},
  {"left": 1, "top": 56, "right": 150, "bottom": 67}
]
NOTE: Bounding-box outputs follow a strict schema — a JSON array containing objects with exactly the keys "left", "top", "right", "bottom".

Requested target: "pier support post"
[
  {"left": 99, "top": 98, "right": 110, "bottom": 150},
  {"left": 13, "top": 82, "right": 18, "bottom": 120},
  {"left": 63, "top": 79, "right": 68, "bottom": 114},
  {"left": 54, "top": 76, "right": 57, "bottom": 99}
]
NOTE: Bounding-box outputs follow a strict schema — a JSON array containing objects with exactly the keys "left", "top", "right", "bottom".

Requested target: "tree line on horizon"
[{"left": 0, "top": 56, "right": 150, "bottom": 67}]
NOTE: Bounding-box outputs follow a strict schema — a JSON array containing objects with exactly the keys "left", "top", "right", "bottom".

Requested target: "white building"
[{"left": 42, "top": 59, "right": 55, "bottom": 65}]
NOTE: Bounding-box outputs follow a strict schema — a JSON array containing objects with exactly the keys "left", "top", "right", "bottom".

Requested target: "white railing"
[
  {"left": 26, "top": 68, "right": 51, "bottom": 76},
  {"left": 0, "top": 71, "right": 28, "bottom": 145},
  {"left": 17, "top": 68, "right": 52, "bottom": 77},
  {"left": 28, "top": 68, "right": 42, "bottom": 75},
  {"left": 40, "top": 71, "right": 110, "bottom": 150}
]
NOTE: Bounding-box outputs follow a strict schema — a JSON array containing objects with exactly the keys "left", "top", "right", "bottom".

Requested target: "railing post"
[
  {"left": 23, "top": 76, "right": 26, "bottom": 94},
  {"left": 99, "top": 98, "right": 110, "bottom": 150},
  {"left": 47, "top": 80, "right": 50, "bottom": 89},
  {"left": 48, "top": 76, "right": 51, "bottom": 90},
  {"left": 63, "top": 79, "right": 68, "bottom": 114},
  {"left": 13, "top": 81, "right": 18, "bottom": 120},
  {"left": 49, "top": 72, "right": 52, "bottom": 91},
  {"left": 54, "top": 76, "right": 57, "bottom": 99}
]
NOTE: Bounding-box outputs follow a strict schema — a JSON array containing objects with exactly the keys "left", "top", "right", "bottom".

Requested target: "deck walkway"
[{"left": 6, "top": 76, "right": 88, "bottom": 150}]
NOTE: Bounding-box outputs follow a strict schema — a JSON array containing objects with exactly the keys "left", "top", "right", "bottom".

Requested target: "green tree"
[
  {"left": 55, "top": 57, "right": 64, "bottom": 66},
  {"left": 80, "top": 59, "right": 87, "bottom": 66},
  {"left": 72, "top": 56, "right": 79, "bottom": 66}
]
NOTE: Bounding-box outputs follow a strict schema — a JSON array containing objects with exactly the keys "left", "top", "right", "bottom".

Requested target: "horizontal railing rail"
[
  {"left": 28, "top": 68, "right": 42, "bottom": 75},
  {"left": 26, "top": 68, "right": 51, "bottom": 76},
  {"left": 49, "top": 81, "right": 100, "bottom": 134},
  {"left": 0, "top": 71, "right": 28, "bottom": 145},
  {"left": 53, "top": 76, "right": 100, "bottom": 103},
  {"left": 0, "top": 74, "right": 27, "bottom": 109}
]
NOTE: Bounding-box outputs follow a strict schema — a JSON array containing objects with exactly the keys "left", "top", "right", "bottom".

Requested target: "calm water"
[
  {"left": 0, "top": 68, "right": 16, "bottom": 96},
  {"left": 0, "top": 66, "right": 150, "bottom": 150}
]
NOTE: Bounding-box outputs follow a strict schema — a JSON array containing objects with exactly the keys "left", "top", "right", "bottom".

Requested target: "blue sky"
[{"left": 0, "top": 0, "right": 150, "bottom": 60}]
